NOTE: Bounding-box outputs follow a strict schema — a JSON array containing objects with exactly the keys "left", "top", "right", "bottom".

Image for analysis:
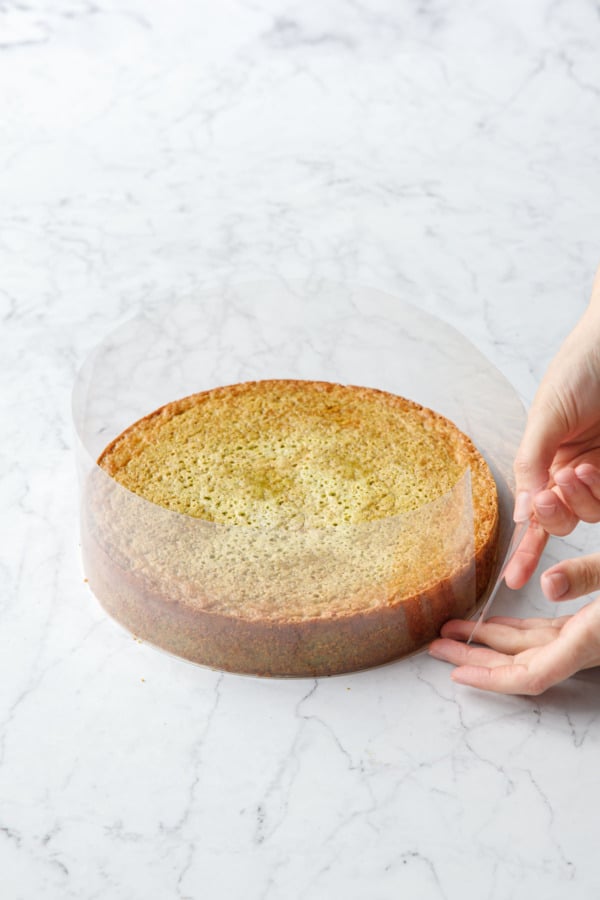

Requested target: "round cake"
[{"left": 82, "top": 379, "right": 499, "bottom": 675}]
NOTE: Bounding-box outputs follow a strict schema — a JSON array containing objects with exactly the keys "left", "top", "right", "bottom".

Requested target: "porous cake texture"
[{"left": 83, "top": 380, "right": 499, "bottom": 675}]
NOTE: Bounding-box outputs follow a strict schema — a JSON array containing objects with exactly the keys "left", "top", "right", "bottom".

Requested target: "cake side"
[{"left": 82, "top": 512, "right": 496, "bottom": 676}]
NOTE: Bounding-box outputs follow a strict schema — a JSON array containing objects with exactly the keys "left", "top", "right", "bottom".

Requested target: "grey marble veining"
[{"left": 2, "top": 1, "right": 600, "bottom": 898}]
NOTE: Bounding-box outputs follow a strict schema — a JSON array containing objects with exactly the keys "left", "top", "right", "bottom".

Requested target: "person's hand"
[
  {"left": 505, "top": 266, "right": 600, "bottom": 594},
  {"left": 428, "top": 598, "right": 600, "bottom": 695},
  {"left": 429, "top": 267, "right": 600, "bottom": 695}
]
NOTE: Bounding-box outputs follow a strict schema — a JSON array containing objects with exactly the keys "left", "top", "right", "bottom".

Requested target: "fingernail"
[
  {"left": 535, "top": 497, "right": 557, "bottom": 514},
  {"left": 575, "top": 465, "right": 599, "bottom": 487},
  {"left": 514, "top": 491, "right": 532, "bottom": 522},
  {"left": 543, "top": 571, "right": 569, "bottom": 600}
]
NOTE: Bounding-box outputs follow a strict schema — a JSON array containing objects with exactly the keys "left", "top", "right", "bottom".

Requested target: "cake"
[{"left": 82, "top": 379, "right": 499, "bottom": 676}]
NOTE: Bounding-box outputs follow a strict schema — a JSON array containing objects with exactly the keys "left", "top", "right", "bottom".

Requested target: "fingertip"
[
  {"left": 513, "top": 491, "right": 532, "bottom": 523},
  {"left": 514, "top": 449, "right": 551, "bottom": 502},
  {"left": 533, "top": 489, "right": 558, "bottom": 517},
  {"left": 575, "top": 463, "right": 600, "bottom": 487},
  {"left": 439, "top": 620, "right": 468, "bottom": 640},
  {"left": 504, "top": 568, "right": 524, "bottom": 590},
  {"left": 441, "top": 618, "right": 462, "bottom": 626},
  {"left": 532, "top": 490, "right": 578, "bottom": 536},
  {"left": 504, "top": 553, "right": 535, "bottom": 590},
  {"left": 541, "top": 569, "right": 570, "bottom": 601}
]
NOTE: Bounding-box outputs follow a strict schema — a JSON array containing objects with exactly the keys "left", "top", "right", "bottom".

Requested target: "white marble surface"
[{"left": 3, "top": 1, "right": 600, "bottom": 897}]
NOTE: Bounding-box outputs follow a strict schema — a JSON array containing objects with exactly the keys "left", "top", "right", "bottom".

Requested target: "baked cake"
[{"left": 82, "top": 379, "right": 499, "bottom": 675}]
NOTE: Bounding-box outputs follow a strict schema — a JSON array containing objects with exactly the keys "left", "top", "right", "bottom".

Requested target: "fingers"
[
  {"left": 553, "top": 466, "right": 600, "bottom": 523},
  {"left": 532, "top": 488, "right": 578, "bottom": 536},
  {"left": 541, "top": 551, "right": 600, "bottom": 601},
  {"left": 440, "top": 618, "right": 559, "bottom": 654},
  {"left": 452, "top": 622, "right": 591, "bottom": 695},
  {"left": 527, "top": 465, "right": 600, "bottom": 539},
  {"left": 433, "top": 592, "right": 600, "bottom": 695},
  {"left": 513, "top": 391, "right": 570, "bottom": 520},
  {"left": 503, "top": 522, "right": 548, "bottom": 590},
  {"left": 429, "top": 637, "right": 514, "bottom": 669},
  {"left": 430, "top": 630, "right": 555, "bottom": 695},
  {"left": 574, "top": 463, "right": 600, "bottom": 496},
  {"left": 450, "top": 663, "right": 536, "bottom": 694},
  {"left": 510, "top": 465, "right": 600, "bottom": 590}
]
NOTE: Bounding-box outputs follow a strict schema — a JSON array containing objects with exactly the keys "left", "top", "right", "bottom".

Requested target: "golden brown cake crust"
[{"left": 84, "top": 379, "right": 499, "bottom": 675}]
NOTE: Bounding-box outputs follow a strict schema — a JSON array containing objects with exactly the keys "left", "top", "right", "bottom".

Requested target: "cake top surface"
[
  {"left": 93, "top": 380, "right": 498, "bottom": 620},
  {"left": 98, "top": 379, "right": 487, "bottom": 529}
]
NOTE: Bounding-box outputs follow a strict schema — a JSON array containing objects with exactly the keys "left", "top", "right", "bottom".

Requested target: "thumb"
[
  {"left": 513, "top": 390, "right": 570, "bottom": 520},
  {"left": 541, "top": 552, "right": 600, "bottom": 601}
]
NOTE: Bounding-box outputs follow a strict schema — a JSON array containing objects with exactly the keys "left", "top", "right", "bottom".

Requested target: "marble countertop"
[{"left": 3, "top": 1, "right": 600, "bottom": 897}]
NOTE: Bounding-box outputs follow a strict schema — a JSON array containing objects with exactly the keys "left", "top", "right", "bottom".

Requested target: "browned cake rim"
[{"left": 98, "top": 378, "right": 494, "bottom": 519}]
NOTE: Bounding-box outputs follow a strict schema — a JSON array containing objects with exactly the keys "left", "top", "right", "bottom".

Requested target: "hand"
[
  {"left": 429, "top": 267, "right": 600, "bottom": 696},
  {"left": 428, "top": 597, "right": 600, "bottom": 695},
  {"left": 506, "top": 266, "right": 600, "bottom": 593}
]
